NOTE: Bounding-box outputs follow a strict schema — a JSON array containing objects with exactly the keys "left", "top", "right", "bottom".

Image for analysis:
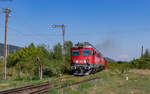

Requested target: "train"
[{"left": 71, "top": 42, "right": 108, "bottom": 75}]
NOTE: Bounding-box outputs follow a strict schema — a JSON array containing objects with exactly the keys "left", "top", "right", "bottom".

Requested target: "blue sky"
[{"left": 0, "top": 0, "right": 150, "bottom": 61}]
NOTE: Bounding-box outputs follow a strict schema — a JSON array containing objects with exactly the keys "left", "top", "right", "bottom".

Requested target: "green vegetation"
[
  {"left": 48, "top": 70, "right": 150, "bottom": 94},
  {"left": 106, "top": 48, "right": 150, "bottom": 75},
  {"left": 130, "top": 49, "right": 150, "bottom": 69},
  {"left": 0, "top": 41, "right": 73, "bottom": 80},
  {"left": 1, "top": 41, "right": 149, "bottom": 80},
  {"left": 1, "top": 70, "right": 150, "bottom": 94},
  {"left": 0, "top": 41, "right": 150, "bottom": 94}
]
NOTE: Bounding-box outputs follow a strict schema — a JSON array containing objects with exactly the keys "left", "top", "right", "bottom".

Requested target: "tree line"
[
  {"left": 0, "top": 41, "right": 150, "bottom": 80},
  {"left": 0, "top": 41, "right": 73, "bottom": 80},
  {"left": 107, "top": 48, "right": 150, "bottom": 74}
]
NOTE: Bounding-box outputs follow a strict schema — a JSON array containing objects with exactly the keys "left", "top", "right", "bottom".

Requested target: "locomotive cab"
[
  {"left": 71, "top": 48, "right": 91, "bottom": 64},
  {"left": 71, "top": 48, "right": 93, "bottom": 75}
]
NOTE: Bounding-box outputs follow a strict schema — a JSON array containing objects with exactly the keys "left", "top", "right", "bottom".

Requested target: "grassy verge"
[
  {"left": 0, "top": 73, "right": 92, "bottom": 91},
  {"left": 0, "top": 76, "right": 56, "bottom": 91},
  {"left": 1, "top": 70, "right": 150, "bottom": 94},
  {"left": 49, "top": 70, "right": 150, "bottom": 94}
]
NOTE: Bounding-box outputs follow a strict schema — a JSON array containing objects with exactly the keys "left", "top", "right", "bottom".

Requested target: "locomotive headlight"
[
  {"left": 84, "top": 60, "right": 86, "bottom": 63},
  {"left": 76, "top": 60, "right": 79, "bottom": 63}
]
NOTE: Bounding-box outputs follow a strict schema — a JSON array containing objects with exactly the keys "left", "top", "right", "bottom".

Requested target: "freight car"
[{"left": 71, "top": 42, "right": 108, "bottom": 75}]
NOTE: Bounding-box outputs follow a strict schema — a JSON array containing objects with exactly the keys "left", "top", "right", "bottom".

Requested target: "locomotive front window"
[
  {"left": 72, "top": 49, "right": 80, "bottom": 56},
  {"left": 82, "top": 49, "right": 90, "bottom": 56}
]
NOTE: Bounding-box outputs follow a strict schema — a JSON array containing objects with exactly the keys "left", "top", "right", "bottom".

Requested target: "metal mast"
[
  {"left": 52, "top": 24, "right": 66, "bottom": 65},
  {"left": 141, "top": 45, "right": 143, "bottom": 57}
]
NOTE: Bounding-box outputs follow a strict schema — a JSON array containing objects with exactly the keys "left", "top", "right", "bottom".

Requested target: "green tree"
[
  {"left": 65, "top": 41, "right": 73, "bottom": 54},
  {"left": 143, "top": 49, "right": 149, "bottom": 58},
  {"left": 130, "top": 49, "right": 150, "bottom": 69},
  {"left": 53, "top": 43, "right": 62, "bottom": 59},
  {"left": 6, "top": 41, "right": 74, "bottom": 79},
  {"left": 64, "top": 41, "right": 73, "bottom": 73}
]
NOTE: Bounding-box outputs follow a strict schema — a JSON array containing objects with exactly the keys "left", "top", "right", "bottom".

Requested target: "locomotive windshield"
[
  {"left": 82, "top": 49, "right": 90, "bottom": 56},
  {"left": 72, "top": 49, "right": 80, "bottom": 56}
]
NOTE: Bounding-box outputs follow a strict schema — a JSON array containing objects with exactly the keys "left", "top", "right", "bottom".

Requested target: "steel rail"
[
  {"left": 0, "top": 77, "right": 100, "bottom": 94},
  {"left": 0, "top": 81, "right": 50, "bottom": 94}
]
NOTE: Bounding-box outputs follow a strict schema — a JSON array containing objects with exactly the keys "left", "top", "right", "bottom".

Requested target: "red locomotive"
[{"left": 71, "top": 42, "right": 108, "bottom": 75}]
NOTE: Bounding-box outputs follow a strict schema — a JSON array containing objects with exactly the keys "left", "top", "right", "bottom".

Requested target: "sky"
[{"left": 0, "top": 0, "right": 150, "bottom": 61}]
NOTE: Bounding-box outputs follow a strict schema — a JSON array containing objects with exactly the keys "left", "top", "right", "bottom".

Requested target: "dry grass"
[
  {"left": 130, "top": 69, "right": 150, "bottom": 75},
  {"left": 57, "top": 69, "right": 150, "bottom": 94},
  {"left": 0, "top": 83, "right": 9, "bottom": 87}
]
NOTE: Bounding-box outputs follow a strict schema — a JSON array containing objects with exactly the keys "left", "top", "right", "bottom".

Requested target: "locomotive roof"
[
  {"left": 73, "top": 42, "right": 93, "bottom": 48},
  {"left": 73, "top": 42, "right": 104, "bottom": 56}
]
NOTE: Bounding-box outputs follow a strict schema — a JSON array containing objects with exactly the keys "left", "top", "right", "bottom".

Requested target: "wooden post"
[
  {"left": 39, "top": 64, "right": 42, "bottom": 80},
  {"left": 3, "top": 8, "right": 11, "bottom": 80},
  {"left": 36, "top": 56, "right": 42, "bottom": 80}
]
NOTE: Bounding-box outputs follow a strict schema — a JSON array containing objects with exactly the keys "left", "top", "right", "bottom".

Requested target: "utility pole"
[
  {"left": 3, "top": 8, "right": 11, "bottom": 80},
  {"left": 52, "top": 24, "right": 66, "bottom": 65},
  {"left": 141, "top": 45, "right": 143, "bottom": 57}
]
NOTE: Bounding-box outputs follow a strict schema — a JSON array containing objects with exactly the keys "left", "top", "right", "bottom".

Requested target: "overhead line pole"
[
  {"left": 141, "top": 45, "right": 143, "bottom": 57},
  {"left": 62, "top": 24, "right": 65, "bottom": 66},
  {"left": 52, "top": 24, "right": 66, "bottom": 66},
  {"left": 3, "top": 8, "right": 11, "bottom": 80}
]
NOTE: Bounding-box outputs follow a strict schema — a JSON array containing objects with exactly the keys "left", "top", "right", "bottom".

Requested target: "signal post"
[{"left": 52, "top": 24, "right": 66, "bottom": 66}]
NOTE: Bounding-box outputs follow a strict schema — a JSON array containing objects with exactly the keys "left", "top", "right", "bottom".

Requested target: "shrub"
[{"left": 107, "top": 61, "right": 130, "bottom": 75}]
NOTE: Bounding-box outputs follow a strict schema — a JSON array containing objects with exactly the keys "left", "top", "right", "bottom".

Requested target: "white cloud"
[{"left": 118, "top": 54, "right": 130, "bottom": 59}]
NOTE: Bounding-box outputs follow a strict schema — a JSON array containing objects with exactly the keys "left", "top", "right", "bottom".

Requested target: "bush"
[
  {"left": 107, "top": 61, "right": 130, "bottom": 74},
  {"left": 0, "top": 59, "right": 3, "bottom": 79},
  {"left": 130, "top": 58, "right": 150, "bottom": 69}
]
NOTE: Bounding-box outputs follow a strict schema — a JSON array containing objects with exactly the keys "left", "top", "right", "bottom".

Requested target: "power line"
[{"left": 8, "top": 25, "right": 63, "bottom": 36}]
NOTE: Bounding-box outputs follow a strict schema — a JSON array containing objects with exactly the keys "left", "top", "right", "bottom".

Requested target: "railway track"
[
  {"left": 57, "top": 77, "right": 99, "bottom": 89},
  {"left": 0, "top": 77, "right": 100, "bottom": 94},
  {"left": 0, "top": 81, "right": 50, "bottom": 94}
]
